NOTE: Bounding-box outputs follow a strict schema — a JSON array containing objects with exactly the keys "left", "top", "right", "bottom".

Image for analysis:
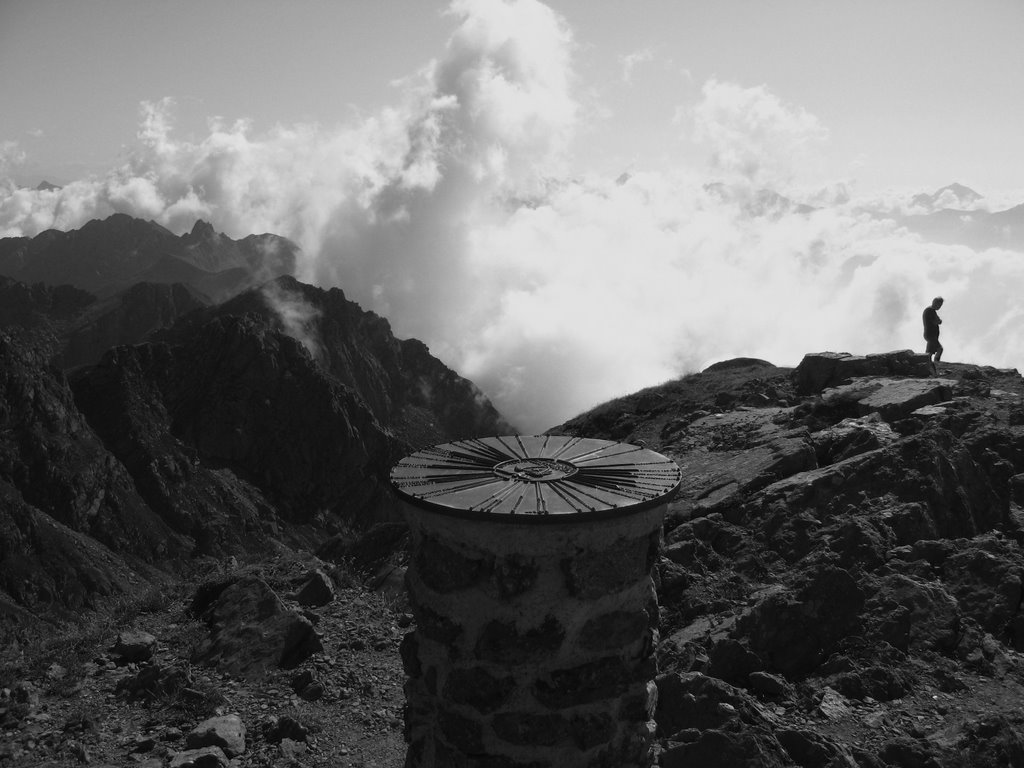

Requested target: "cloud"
[
  {"left": 619, "top": 47, "right": 655, "bottom": 83},
  {"left": 261, "top": 281, "right": 323, "bottom": 360},
  {"left": 0, "top": 0, "right": 1021, "bottom": 434},
  {"left": 0, "top": 141, "right": 26, "bottom": 181},
  {"left": 687, "top": 79, "right": 829, "bottom": 188}
]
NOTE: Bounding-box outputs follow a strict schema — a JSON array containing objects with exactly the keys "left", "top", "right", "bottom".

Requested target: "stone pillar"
[{"left": 391, "top": 436, "right": 679, "bottom": 768}]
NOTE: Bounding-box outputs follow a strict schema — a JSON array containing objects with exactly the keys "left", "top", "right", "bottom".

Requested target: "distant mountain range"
[
  {"left": 703, "top": 180, "right": 1023, "bottom": 252},
  {"left": 0, "top": 214, "right": 298, "bottom": 300},
  {"left": 910, "top": 182, "right": 984, "bottom": 211},
  {"left": 897, "top": 183, "right": 1024, "bottom": 251}
]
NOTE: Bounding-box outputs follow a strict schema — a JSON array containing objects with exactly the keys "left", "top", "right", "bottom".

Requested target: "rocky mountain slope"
[
  {"left": 0, "top": 259, "right": 512, "bottom": 628},
  {"left": 550, "top": 350, "right": 1024, "bottom": 767}
]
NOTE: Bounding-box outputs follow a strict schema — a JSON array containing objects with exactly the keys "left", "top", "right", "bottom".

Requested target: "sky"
[{"left": 1, "top": 0, "right": 1023, "bottom": 431}]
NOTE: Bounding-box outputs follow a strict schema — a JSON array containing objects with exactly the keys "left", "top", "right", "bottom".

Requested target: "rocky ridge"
[{"left": 552, "top": 350, "right": 1024, "bottom": 767}]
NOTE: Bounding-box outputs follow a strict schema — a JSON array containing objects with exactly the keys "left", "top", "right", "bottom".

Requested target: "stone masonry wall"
[{"left": 400, "top": 505, "right": 666, "bottom": 768}]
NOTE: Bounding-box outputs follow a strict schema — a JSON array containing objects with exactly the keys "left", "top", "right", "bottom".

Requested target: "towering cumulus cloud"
[
  {"left": 1, "top": 0, "right": 1021, "bottom": 431},
  {"left": 691, "top": 79, "right": 829, "bottom": 187}
]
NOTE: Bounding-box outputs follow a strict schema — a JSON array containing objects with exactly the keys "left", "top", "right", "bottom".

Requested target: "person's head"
[{"left": 932, "top": 296, "right": 944, "bottom": 309}]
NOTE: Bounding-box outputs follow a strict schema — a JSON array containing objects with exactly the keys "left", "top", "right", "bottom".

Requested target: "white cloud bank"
[{"left": 1, "top": 0, "right": 1021, "bottom": 432}]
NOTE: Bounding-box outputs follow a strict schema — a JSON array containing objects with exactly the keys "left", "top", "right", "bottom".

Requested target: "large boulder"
[
  {"left": 110, "top": 630, "right": 158, "bottom": 664},
  {"left": 186, "top": 714, "right": 246, "bottom": 758},
  {"left": 296, "top": 568, "right": 335, "bottom": 607},
  {"left": 190, "top": 574, "right": 323, "bottom": 679}
]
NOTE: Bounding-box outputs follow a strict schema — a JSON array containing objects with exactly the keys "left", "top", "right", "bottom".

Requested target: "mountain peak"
[
  {"left": 912, "top": 182, "right": 983, "bottom": 211},
  {"left": 188, "top": 219, "right": 218, "bottom": 239},
  {"left": 943, "top": 181, "right": 981, "bottom": 197}
]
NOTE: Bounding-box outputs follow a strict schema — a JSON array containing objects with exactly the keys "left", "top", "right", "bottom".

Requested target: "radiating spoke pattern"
[{"left": 390, "top": 435, "right": 681, "bottom": 520}]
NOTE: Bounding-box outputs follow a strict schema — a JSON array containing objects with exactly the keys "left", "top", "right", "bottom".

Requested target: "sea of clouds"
[{"left": 1, "top": 0, "right": 1022, "bottom": 432}]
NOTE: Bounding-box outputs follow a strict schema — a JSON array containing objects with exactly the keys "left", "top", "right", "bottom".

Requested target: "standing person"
[{"left": 923, "top": 296, "right": 944, "bottom": 374}]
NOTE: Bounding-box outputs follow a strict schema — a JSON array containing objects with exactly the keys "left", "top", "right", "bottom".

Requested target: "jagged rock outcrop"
[{"left": 190, "top": 574, "right": 323, "bottom": 679}]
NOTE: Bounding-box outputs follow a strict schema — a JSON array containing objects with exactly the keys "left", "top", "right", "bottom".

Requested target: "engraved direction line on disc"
[
  {"left": 547, "top": 435, "right": 585, "bottom": 460},
  {"left": 559, "top": 443, "right": 647, "bottom": 465}
]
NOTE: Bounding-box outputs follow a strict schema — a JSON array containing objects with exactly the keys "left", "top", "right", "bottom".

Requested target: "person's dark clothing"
[
  {"left": 923, "top": 306, "right": 943, "bottom": 359},
  {"left": 923, "top": 306, "right": 941, "bottom": 341}
]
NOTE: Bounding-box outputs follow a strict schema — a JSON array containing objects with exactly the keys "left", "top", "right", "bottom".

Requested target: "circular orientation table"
[
  {"left": 392, "top": 435, "right": 681, "bottom": 767},
  {"left": 390, "top": 434, "right": 681, "bottom": 520}
]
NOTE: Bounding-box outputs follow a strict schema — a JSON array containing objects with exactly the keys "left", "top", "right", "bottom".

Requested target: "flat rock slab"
[
  {"left": 822, "top": 378, "right": 955, "bottom": 421},
  {"left": 794, "top": 350, "right": 932, "bottom": 394},
  {"left": 758, "top": 447, "right": 888, "bottom": 507},
  {"left": 817, "top": 688, "right": 853, "bottom": 720},
  {"left": 667, "top": 409, "right": 815, "bottom": 523}
]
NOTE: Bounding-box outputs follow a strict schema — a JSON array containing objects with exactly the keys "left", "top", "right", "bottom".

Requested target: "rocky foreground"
[
  {"left": 3, "top": 350, "right": 1024, "bottom": 767},
  {"left": 1, "top": 551, "right": 409, "bottom": 768}
]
